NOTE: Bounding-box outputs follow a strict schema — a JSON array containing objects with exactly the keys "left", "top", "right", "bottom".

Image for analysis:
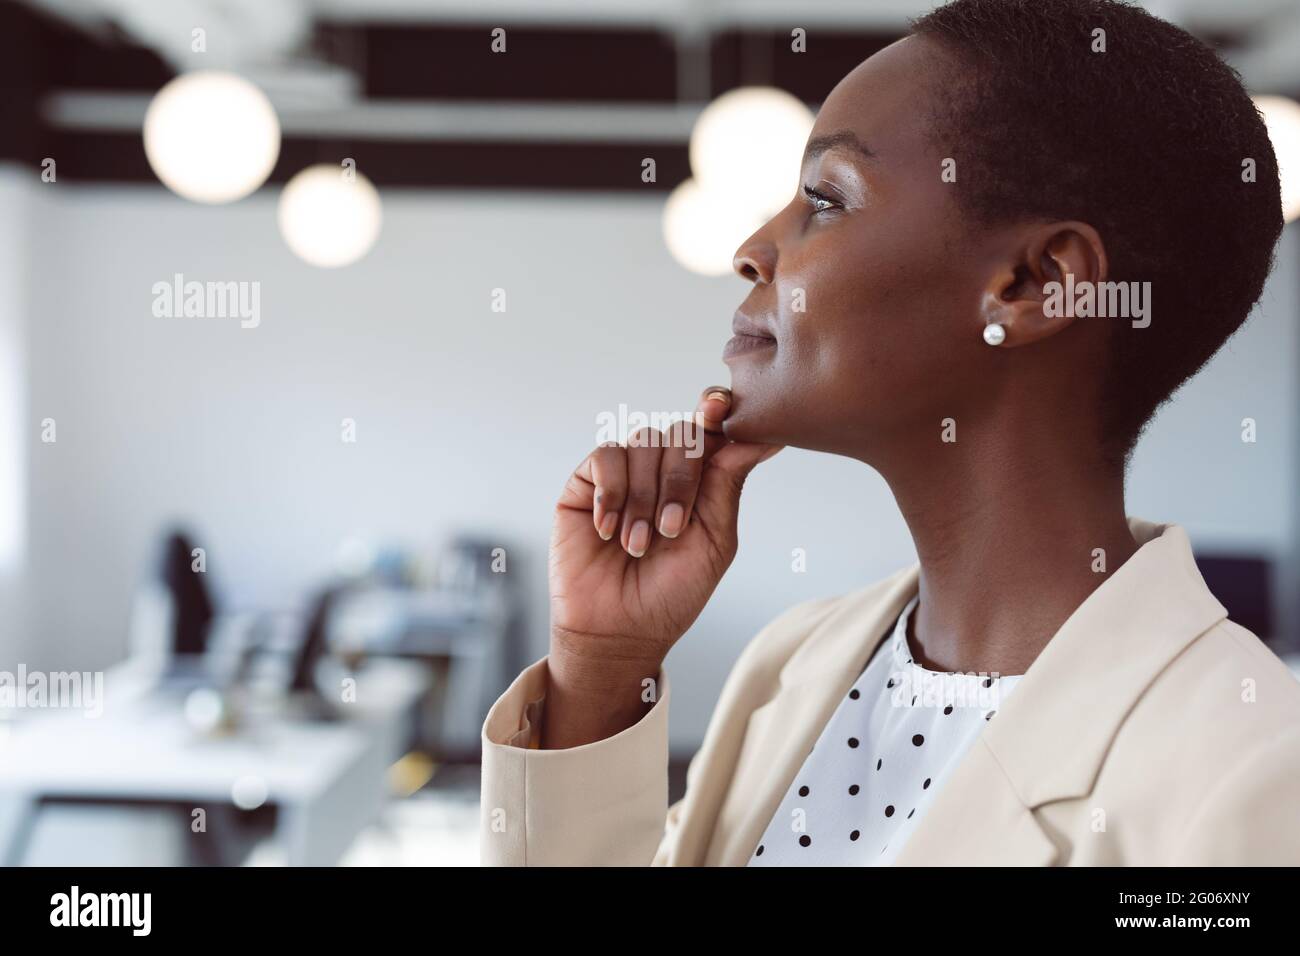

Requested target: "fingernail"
[
  {"left": 658, "top": 503, "right": 685, "bottom": 538},
  {"left": 706, "top": 389, "right": 730, "bottom": 405},
  {"left": 628, "top": 520, "right": 650, "bottom": 557},
  {"left": 598, "top": 511, "right": 619, "bottom": 540}
]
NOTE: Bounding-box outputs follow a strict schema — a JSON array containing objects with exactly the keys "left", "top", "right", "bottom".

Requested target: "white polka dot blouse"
[{"left": 749, "top": 595, "right": 1024, "bottom": 866}]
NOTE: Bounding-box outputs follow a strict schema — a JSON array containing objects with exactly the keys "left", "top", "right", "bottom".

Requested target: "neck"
[{"left": 878, "top": 425, "right": 1139, "bottom": 676}]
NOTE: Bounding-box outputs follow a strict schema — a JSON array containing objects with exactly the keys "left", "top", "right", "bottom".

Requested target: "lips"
[
  {"left": 731, "top": 311, "right": 776, "bottom": 341},
  {"left": 723, "top": 311, "right": 777, "bottom": 362}
]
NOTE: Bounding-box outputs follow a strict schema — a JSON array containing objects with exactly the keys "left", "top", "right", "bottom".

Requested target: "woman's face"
[{"left": 722, "top": 36, "right": 997, "bottom": 461}]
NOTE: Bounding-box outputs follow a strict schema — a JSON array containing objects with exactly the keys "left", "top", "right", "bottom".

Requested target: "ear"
[{"left": 979, "top": 221, "right": 1108, "bottom": 348}]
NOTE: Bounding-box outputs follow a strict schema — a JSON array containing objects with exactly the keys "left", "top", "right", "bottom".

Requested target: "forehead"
[{"left": 809, "top": 35, "right": 943, "bottom": 163}]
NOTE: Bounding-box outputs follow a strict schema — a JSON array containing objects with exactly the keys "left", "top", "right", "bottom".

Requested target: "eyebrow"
[{"left": 804, "top": 130, "right": 876, "bottom": 162}]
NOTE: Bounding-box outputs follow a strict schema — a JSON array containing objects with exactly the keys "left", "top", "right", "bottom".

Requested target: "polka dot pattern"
[{"left": 749, "top": 595, "right": 1024, "bottom": 866}]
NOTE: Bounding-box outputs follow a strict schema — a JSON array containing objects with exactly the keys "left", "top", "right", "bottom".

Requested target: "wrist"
[
  {"left": 548, "top": 627, "right": 665, "bottom": 689},
  {"left": 543, "top": 632, "right": 663, "bottom": 749}
]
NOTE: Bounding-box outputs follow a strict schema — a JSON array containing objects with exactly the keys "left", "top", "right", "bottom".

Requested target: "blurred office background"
[{"left": 1, "top": 0, "right": 1299, "bottom": 866}]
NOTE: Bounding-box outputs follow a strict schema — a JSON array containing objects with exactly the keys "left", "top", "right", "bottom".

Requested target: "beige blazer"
[{"left": 480, "top": 518, "right": 1300, "bottom": 865}]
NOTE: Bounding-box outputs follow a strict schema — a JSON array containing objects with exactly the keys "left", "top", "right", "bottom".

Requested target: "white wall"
[
  {"left": 16, "top": 183, "right": 1299, "bottom": 750},
  {"left": 0, "top": 167, "right": 31, "bottom": 664},
  {"left": 1128, "top": 227, "right": 1300, "bottom": 544},
  {"left": 1127, "top": 227, "right": 1300, "bottom": 642}
]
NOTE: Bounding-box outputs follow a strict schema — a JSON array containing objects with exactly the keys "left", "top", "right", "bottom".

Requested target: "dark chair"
[{"left": 1194, "top": 553, "right": 1274, "bottom": 645}]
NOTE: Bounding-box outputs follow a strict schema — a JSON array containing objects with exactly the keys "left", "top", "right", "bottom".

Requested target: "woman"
[{"left": 481, "top": 0, "right": 1300, "bottom": 865}]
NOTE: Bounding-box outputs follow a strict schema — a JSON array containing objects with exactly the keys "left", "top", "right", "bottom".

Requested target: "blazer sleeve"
[{"left": 479, "top": 656, "right": 673, "bottom": 866}]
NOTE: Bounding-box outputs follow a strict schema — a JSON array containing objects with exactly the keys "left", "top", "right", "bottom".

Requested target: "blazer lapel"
[
  {"left": 890, "top": 740, "right": 1061, "bottom": 865},
  {"left": 894, "top": 518, "right": 1228, "bottom": 865},
  {"left": 701, "top": 517, "right": 1225, "bottom": 867}
]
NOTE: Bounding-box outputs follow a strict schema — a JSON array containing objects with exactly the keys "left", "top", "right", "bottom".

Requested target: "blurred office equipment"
[
  {"left": 291, "top": 586, "right": 347, "bottom": 694},
  {"left": 0, "top": 657, "right": 428, "bottom": 866},
  {"left": 129, "top": 525, "right": 526, "bottom": 759},
  {"left": 162, "top": 530, "right": 214, "bottom": 656},
  {"left": 328, "top": 534, "right": 525, "bottom": 760},
  {"left": 0, "top": 526, "right": 444, "bottom": 866},
  {"left": 127, "top": 526, "right": 217, "bottom": 668}
]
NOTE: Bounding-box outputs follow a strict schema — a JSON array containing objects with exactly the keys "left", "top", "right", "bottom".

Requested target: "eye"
[{"left": 802, "top": 184, "right": 840, "bottom": 214}]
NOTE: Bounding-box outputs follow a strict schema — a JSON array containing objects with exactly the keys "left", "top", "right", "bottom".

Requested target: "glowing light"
[
  {"left": 278, "top": 164, "right": 383, "bottom": 268},
  {"left": 662, "top": 178, "right": 766, "bottom": 276},
  {"left": 1255, "top": 95, "right": 1300, "bottom": 224},
  {"left": 144, "top": 71, "right": 280, "bottom": 204},
  {"left": 689, "top": 86, "right": 815, "bottom": 218}
]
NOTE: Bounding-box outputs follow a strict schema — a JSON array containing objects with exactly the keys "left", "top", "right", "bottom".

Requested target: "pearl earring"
[{"left": 982, "top": 323, "right": 1006, "bottom": 346}]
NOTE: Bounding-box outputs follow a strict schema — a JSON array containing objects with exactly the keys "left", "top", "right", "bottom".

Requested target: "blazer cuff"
[{"left": 479, "top": 655, "right": 670, "bottom": 866}]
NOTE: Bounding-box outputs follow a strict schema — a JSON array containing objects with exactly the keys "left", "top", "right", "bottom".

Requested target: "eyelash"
[{"left": 802, "top": 184, "right": 840, "bottom": 214}]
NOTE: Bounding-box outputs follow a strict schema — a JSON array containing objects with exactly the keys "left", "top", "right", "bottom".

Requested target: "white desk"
[{"left": 0, "top": 659, "right": 429, "bottom": 866}]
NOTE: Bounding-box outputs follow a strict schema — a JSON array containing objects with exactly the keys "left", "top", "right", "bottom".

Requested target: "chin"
[
  {"left": 723, "top": 385, "right": 862, "bottom": 459},
  {"left": 721, "top": 388, "right": 787, "bottom": 445},
  {"left": 720, "top": 414, "right": 761, "bottom": 443}
]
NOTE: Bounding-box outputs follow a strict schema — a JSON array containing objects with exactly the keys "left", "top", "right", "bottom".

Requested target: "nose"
[{"left": 733, "top": 229, "right": 777, "bottom": 285}]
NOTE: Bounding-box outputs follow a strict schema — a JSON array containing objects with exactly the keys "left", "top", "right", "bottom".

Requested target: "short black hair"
[{"left": 912, "top": 0, "right": 1283, "bottom": 466}]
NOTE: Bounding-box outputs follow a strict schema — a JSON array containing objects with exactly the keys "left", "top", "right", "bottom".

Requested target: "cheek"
[
  {"left": 775, "top": 240, "right": 898, "bottom": 380},
  {"left": 777, "top": 233, "right": 972, "bottom": 420},
  {"left": 778, "top": 238, "right": 876, "bottom": 325}
]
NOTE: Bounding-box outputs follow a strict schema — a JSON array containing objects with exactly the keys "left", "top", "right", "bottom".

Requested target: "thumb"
[{"left": 694, "top": 441, "right": 783, "bottom": 540}]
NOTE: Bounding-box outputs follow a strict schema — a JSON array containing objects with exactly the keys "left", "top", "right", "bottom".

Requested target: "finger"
[
  {"left": 693, "top": 385, "right": 733, "bottom": 462},
  {"left": 589, "top": 443, "right": 627, "bottom": 541},
  {"left": 655, "top": 419, "right": 706, "bottom": 539},
  {"left": 558, "top": 450, "right": 598, "bottom": 512},
  {"left": 710, "top": 440, "right": 783, "bottom": 481},
  {"left": 621, "top": 427, "right": 664, "bottom": 558},
  {"left": 694, "top": 441, "right": 784, "bottom": 544}
]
